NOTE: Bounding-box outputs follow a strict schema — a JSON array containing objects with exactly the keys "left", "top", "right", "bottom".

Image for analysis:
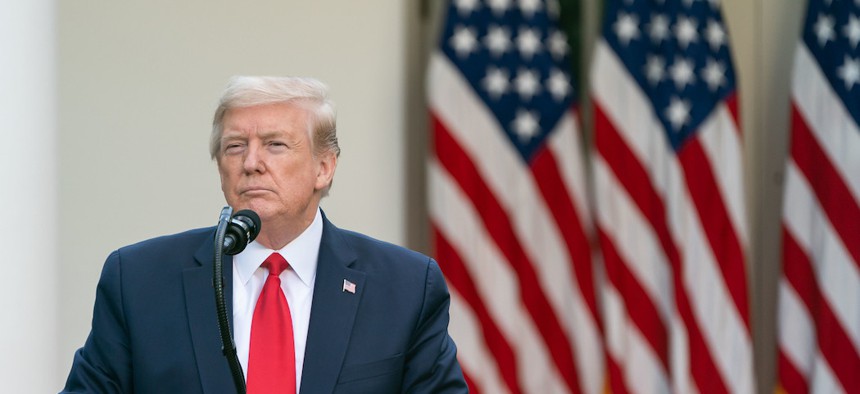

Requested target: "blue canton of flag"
[
  {"left": 804, "top": 0, "right": 860, "bottom": 128},
  {"left": 438, "top": 0, "right": 577, "bottom": 162},
  {"left": 603, "top": 0, "right": 736, "bottom": 151}
]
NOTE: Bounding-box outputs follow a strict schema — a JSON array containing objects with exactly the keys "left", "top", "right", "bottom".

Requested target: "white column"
[{"left": 0, "top": 0, "right": 59, "bottom": 391}]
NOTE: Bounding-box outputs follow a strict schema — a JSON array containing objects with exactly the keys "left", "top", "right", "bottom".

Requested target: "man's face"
[{"left": 217, "top": 102, "right": 332, "bottom": 226}]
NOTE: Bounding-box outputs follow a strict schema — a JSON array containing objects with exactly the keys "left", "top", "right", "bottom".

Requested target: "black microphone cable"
[{"left": 213, "top": 207, "right": 261, "bottom": 394}]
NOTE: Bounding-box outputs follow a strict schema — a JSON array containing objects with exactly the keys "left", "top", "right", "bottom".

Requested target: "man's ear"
[{"left": 315, "top": 151, "right": 337, "bottom": 191}]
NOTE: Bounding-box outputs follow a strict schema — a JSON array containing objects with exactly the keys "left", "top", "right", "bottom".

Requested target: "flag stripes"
[
  {"left": 423, "top": 1, "right": 860, "bottom": 393},
  {"left": 676, "top": 132, "right": 750, "bottom": 331},
  {"left": 789, "top": 107, "right": 860, "bottom": 266},
  {"left": 531, "top": 144, "right": 600, "bottom": 322},
  {"left": 427, "top": 1, "right": 756, "bottom": 393},
  {"left": 427, "top": 0, "right": 603, "bottom": 387},
  {"left": 431, "top": 157, "right": 572, "bottom": 393},
  {"left": 434, "top": 228, "right": 523, "bottom": 393},
  {"left": 433, "top": 111, "right": 581, "bottom": 392},
  {"left": 593, "top": 93, "right": 735, "bottom": 393},
  {"left": 590, "top": 1, "right": 754, "bottom": 388},
  {"left": 599, "top": 227, "right": 669, "bottom": 370},
  {"left": 778, "top": 8, "right": 860, "bottom": 389}
]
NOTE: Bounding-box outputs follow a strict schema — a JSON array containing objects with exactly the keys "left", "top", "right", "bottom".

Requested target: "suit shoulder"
[
  {"left": 116, "top": 226, "right": 214, "bottom": 259},
  {"left": 328, "top": 229, "right": 435, "bottom": 280},
  {"left": 339, "top": 230, "right": 430, "bottom": 264}
]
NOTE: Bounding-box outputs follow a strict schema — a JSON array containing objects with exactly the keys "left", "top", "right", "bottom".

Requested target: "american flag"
[
  {"left": 777, "top": 0, "right": 860, "bottom": 393},
  {"left": 590, "top": 0, "right": 754, "bottom": 393},
  {"left": 427, "top": 0, "right": 603, "bottom": 392},
  {"left": 342, "top": 279, "right": 356, "bottom": 294}
]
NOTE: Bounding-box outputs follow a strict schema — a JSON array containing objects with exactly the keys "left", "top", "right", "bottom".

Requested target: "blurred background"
[{"left": 1, "top": 0, "right": 845, "bottom": 393}]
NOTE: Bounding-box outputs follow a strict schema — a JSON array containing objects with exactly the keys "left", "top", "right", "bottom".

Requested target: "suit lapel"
[
  {"left": 183, "top": 232, "right": 236, "bottom": 393},
  {"left": 300, "top": 217, "right": 366, "bottom": 394}
]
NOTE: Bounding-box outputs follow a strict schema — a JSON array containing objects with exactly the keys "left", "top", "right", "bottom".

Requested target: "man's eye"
[{"left": 223, "top": 144, "right": 244, "bottom": 154}]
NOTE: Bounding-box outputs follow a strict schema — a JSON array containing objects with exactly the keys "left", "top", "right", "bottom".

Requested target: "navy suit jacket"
[{"left": 62, "top": 215, "right": 467, "bottom": 393}]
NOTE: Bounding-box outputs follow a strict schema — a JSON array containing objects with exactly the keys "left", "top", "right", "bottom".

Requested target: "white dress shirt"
[{"left": 232, "top": 208, "right": 322, "bottom": 393}]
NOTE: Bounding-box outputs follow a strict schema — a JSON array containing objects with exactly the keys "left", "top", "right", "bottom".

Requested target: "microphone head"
[
  {"left": 233, "top": 209, "right": 261, "bottom": 242},
  {"left": 223, "top": 209, "right": 261, "bottom": 255}
]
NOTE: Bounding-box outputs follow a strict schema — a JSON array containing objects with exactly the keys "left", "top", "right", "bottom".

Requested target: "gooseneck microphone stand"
[{"left": 213, "top": 206, "right": 247, "bottom": 394}]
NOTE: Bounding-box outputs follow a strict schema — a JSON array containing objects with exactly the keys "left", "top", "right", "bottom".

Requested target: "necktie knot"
[{"left": 262, "top": 252, "right": 288, "bottom": 277}]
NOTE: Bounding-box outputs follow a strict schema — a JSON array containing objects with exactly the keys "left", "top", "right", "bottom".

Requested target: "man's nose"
[{"left": 242, "top": 144, "right": 265, "bottom": 174}]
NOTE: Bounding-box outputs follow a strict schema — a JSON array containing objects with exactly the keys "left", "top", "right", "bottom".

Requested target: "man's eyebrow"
[
  {"left": 257, "top": 130, "right": 286, "bottom": 139},
  {"left": 222, "top": 129, "right": 286, "bottom": 139},
  {"left": 221, "top": 133, "right": 242, "bottom": 140},
  {"left": 220, "top": 129, "right": 245, "bottom": 139}
]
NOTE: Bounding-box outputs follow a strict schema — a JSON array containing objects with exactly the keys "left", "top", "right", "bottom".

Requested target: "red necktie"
[{"left": 247, "top": 253, "right": 296, "bottom": 394}]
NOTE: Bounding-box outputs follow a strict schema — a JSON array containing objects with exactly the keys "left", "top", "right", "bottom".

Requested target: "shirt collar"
[{"left": 233, "top": 208, "right": 322, "bottom": 288}]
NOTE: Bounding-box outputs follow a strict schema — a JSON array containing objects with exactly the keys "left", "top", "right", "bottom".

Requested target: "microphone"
[
  {"left": 222, "top": 209, "right": 261, "bottom": 255},
  {"left": 213, "top": 208, "right": 259, "bottom": 393}
]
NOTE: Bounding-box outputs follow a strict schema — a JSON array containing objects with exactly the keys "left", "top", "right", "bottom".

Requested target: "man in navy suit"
[{"left": 62, "top": 76, "right": 467, "bottom": 393}]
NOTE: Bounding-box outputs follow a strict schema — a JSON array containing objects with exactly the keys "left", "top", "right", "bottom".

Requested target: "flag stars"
[
  {"left": 614, "top": 12, "right": 641, "bottom": 46},
  {"left": 815, "top": 14, "right": 836, "bottom": 46},
  {"left": 702, "top": 58, "right": 727, "bottom": 91},
  {"left": 666, "top": 97, "right": 692, "bottom": 130},
  {"left": 837, "top": 55, "right": 860, "bottom": 89},
  {"left": 441, "top": 0, "right": 644, "bottom": 154},
  {"left": 674, "top": 16, "right": 699, "bottom": 49},
  {"left": 517, "top": 27, "right": 543, "bottom": 60},
  {"left": 454, "top": 0, "right": 480, "bottom": 16},
  {"left": 487, "top": 0, "right": 512, "bottom": 16},
  {"left": 548, "top": 30, "right": 570, "bottom": 59},
  {"left": 483, "top": 67, "right": 510, "bottom": 99},
  {"left": 705, "top": 20, "right": 726, "bottom": 51},
  {"left": 670, "top": 57, "right": 696, "bottom": 89},
  {"left": 596, "top": 0, "right": 736, "bottom": 143},
  {"left": 843, "top": 14, "right": 860, "bottom": 49},
  {"left": 547, "top": 68, "right": 572, "bottom": 101},
  {"left": 512, "top": 109, "right": 541, "bottom": 141},
  {"left": 648, "top": 14, "right": 670, "bottom": 43},
  {"left": 518, "top": 0, "right": 542, "bottom": 18},
  {"left": 485, "top": 25, "right": 512, "bottom": 57},
  {"left": 645, "top": 55, "right": 666, "bottom": 85},
  {"left": 514, "top": 68, "right": 542, "bottom": 100},
  {"left": 450, "top": 25, "right": 478, "bottom": 58}
]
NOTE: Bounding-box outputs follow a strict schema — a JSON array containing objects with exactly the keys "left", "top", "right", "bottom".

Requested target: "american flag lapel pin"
[{"left": 342, "top": 279, "right": 356, "bottom": 294}]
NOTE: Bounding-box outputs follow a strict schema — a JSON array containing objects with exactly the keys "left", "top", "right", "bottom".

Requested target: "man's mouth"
[{"left": 240, "top": 187, "right": 271, "bottom": 195}]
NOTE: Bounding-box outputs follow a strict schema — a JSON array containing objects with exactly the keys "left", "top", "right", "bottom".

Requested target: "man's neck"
[{"left": 254, "top": 207, "right": 319, "bottom": 250}]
